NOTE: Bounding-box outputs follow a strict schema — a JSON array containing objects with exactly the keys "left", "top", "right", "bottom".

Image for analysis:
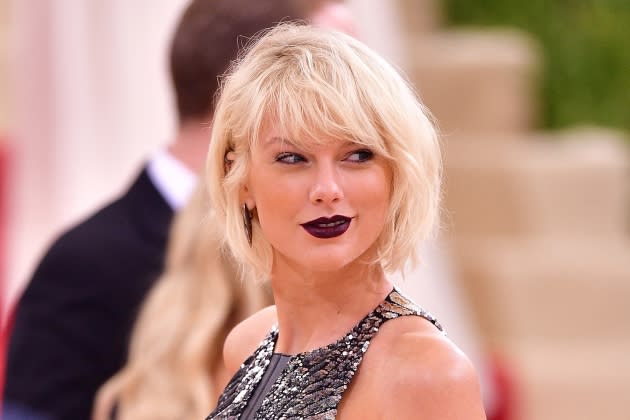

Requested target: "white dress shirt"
[{"left": 146, "top": 149, "right": 196, "bottom": 211}]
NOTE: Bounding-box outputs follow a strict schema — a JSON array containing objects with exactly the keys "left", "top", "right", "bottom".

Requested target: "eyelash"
[
  {"left": 275, "top": 149, "right": 374, "bottom": 164},
  {"left": 275, "top": 152, "right": 306, "bottom": 164},
  {"left": 347, "top": 149, "right": 374, "bottom": 162}
]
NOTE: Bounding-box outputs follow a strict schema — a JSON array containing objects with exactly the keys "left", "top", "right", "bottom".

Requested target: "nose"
[{"left": 309, "top": 162, "right": 344, "bottom": 204}]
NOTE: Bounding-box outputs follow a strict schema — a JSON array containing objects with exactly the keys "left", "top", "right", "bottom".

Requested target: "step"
[
  {"left": 395, "top": 0, "right": 442, "bottom": 36},
  {"left": 409, "top": 29, "right": 540, "bottom": 135},
  {"left": 450, "top": 237, "right": 630, "bottom": 342},
  {"left": 443, "top": 129, "right": 630, "bottom": 236},
  {"left": 500, "top": 340, "right": 630, "bottom": 420}
]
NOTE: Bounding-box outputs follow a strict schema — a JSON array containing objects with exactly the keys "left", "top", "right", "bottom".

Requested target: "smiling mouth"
[{"left": 301, "top": 215, "right": 352, "bottom": 239}]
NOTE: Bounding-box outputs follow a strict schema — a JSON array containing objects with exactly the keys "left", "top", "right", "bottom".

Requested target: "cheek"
[
  {"left": 359, "top": 169, "right": 392, "bottom": 217},
  {"left": 250, "top": 172, "right": 304, "bottom": 234}
]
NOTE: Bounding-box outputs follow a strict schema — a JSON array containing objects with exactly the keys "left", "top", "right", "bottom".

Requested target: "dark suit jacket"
[{"left": 3, "top": 168, "right": 174, "bottom": 420}]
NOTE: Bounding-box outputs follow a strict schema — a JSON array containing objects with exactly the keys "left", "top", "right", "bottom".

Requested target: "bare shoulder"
[
  {"left": 223, "top": 305, "right": 277, "bottom": 376},
  {"left": 370, "top": 316, "right": 486, "bottom": 419}
]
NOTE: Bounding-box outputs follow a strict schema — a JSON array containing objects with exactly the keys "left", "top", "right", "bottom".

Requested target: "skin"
[
  {"left": 242, "top": 126, "right": 393, "bottom": 354},
  {"left": 168, "top": 118, "right": 212, "bottom": 173},
  {"left": 224, "top": 309, "right": 486, "bottom": 419},
  {"left": 223, "top": 125, "right": 487, "bottom": 418}
]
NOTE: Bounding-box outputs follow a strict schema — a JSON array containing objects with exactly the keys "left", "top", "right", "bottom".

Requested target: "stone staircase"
[{"left": 395, "top": 1, "right": 630, "bottom": 419}]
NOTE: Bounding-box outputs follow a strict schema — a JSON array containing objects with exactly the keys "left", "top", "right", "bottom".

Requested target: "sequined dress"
[{"left": 206, "top": 288, "right": 443, "bottom": 420}]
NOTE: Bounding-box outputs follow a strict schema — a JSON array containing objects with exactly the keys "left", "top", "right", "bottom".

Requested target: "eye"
[
  {"left": 275, "top": 152, "right": 307, "bottom": 164},
  {"left": 346, "top": 149, "right": 374, "bottom": 163}
]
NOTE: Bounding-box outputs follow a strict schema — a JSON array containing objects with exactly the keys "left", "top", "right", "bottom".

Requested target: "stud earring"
[{"left": 242, "top": 203, "right": 253, "bottom": 246}]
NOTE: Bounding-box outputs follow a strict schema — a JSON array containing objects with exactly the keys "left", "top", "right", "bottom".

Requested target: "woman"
[{"left": 205, "top": 23, "right": 486, "bottom": 419}]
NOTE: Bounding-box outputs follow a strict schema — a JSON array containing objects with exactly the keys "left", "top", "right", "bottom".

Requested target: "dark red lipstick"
[{"left": 301, "top": 215, "right": 352, "bottom": 239}]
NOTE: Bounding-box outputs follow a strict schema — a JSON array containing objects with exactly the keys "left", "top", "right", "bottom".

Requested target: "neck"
[
  {"left": 271, "top": 261, "right": 392, "bottom": 355},
  {"left": 167, "top": 118, "right": 212, "bottom": 174}
]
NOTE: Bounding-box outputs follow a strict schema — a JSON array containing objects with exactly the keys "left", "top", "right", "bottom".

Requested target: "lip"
[{"left": 301, "top": 215, "right": 352, "bottom": 239}]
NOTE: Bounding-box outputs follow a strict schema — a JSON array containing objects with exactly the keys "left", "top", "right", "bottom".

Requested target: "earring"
[{"left": 242, "top": 203, "right": 253, "bottom": 246}]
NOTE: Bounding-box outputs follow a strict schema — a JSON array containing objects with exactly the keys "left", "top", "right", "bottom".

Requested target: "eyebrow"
[
  {"left": 262, "top": 136, "right": 294, "bottom": 148},
  {"left": 261, "top": 136, "right": 365, "bottom": 153}
]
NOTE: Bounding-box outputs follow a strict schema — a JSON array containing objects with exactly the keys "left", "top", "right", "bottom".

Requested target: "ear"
[{"left": 223, "top": 151, "right": 236, "bottom": 174}]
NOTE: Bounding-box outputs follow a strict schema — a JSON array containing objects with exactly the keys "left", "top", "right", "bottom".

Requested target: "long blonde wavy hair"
[{"left": 92, "top": 185, "right": 270, "bottom": 419}]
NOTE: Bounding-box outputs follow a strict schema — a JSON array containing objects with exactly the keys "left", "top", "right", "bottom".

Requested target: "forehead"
[
  {"left": 246, "top": 95, "right": 391, "bottom": 157},
  {"left": 254, "top": 116, "right": 354, "bottom": 149},
  {"left": 256, "top": 126, "right": 352, "bottom": 151}
]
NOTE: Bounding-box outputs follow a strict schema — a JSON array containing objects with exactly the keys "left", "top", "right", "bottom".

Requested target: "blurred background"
[{"left": 0, "top": 1, "right": 628, "bottom": 419}]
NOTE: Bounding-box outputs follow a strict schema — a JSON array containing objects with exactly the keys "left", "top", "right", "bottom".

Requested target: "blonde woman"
[
  {"left": 92, "top": 185, "right": 270, "bottom": 419},
  {"left": 205, "top": 24, "right": 486, "bottom": 419}
]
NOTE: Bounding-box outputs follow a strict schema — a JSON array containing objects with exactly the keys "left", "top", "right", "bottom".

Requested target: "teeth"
[{"left": 317, "top": 220, "right": 345, "bottom": 228}]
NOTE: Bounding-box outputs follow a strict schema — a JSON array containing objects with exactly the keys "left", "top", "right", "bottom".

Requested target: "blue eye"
[
  {"left": 276, "top": 152, "right": 306, "bottom": 164},
  {"left": 346, "top": 149, "right": 374, "bottom": 162}
]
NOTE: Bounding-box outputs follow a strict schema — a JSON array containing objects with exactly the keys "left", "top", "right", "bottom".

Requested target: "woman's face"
[{"left": 243, "top": 124, "right": 392, "bottom": 275}]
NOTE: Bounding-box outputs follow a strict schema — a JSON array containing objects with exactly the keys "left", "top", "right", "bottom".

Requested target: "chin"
[
  {"left": 288, "top": 246, "right": 372, "bottom": 275},
  {"left": 304, "top": 258, "right": 357, "bottom": 273}
]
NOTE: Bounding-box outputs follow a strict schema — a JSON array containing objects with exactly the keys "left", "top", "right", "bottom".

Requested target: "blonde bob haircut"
[{"left": 207, "top": 23, "right": 441, "bottom": 283}]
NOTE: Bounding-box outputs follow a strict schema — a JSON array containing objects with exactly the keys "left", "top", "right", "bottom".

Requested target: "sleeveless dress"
[{"left": 206, "top": 287, "right": 444, "bottom": 420}]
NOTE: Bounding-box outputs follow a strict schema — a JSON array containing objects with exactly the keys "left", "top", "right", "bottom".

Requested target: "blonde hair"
[
  {"left": 207, "top": 23, "right": 441, "bottom": 283},
  {"left": 93, "top": 185, "right": 270, "bottom": 420}
]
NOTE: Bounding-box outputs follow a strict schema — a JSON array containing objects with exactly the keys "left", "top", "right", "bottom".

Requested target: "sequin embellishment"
[{"left": 206, "top": 288, "right": 443, "bottom": 419}]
